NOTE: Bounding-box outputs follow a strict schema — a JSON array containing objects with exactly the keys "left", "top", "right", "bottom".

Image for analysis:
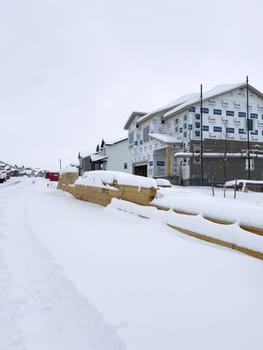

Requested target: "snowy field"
[{"left": 0, "top": 177, "right": 263, "bottom": 350}]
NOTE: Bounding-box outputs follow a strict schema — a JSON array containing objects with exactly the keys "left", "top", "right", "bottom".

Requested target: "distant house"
[
  {"left": 124, "top": 82, "right": 263, "bottom": 185},
  {"left": 79, "top": 137, "right": 131, "bottom": 175},
  {"left": 78, "top": 153, "right": 107, "bottom": 176},
  {"left": 104, "top": 138, "right": 131, "bottom": 173}
]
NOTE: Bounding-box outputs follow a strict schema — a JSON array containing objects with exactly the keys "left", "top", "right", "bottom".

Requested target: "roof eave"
[{"left": 124, "top": 111, "right": 146, "bottom": 130}]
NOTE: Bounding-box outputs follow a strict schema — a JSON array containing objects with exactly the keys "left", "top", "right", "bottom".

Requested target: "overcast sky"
[{"left": 0, "top": 0, "right": 262, "bottom": 170}]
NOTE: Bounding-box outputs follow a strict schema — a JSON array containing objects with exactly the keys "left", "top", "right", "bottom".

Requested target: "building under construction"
[{"left": 124, "top": 80, "right": 263, "bottom": 185}]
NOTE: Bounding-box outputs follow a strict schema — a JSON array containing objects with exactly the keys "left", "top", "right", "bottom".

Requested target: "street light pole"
[
  {"left": 58, "top": 159, "right": 62, "bottom": 171},
  {"left": 200, "top": 84, "right": 204, "bottom": 185}
]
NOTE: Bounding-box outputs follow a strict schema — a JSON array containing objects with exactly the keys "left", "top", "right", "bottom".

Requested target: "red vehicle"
[{"left": 45, "top": 172, "right": 59, "bottom": 181}]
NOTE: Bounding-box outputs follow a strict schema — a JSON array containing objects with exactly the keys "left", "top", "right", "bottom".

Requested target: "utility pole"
[
  {"left": 200, "top": 84, "right": 204, "bottom": 185},
  {"left": 58, "top": 159, "right": 62, "bottom": 170},
  {"left": 246, "top": 76, "right": 251, "bottom": 180},
  {"left": 223, "top": 126, "right": 228, "bottom": 184}
]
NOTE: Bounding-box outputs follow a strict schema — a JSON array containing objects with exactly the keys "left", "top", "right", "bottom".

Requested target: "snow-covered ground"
[{"left": 1, "top": 178, "right": 263, "bottom": 349}]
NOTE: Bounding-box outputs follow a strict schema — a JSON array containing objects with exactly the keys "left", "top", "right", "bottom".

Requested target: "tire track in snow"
[
  {"left": 0, "top": 179, "right": 125, "bottom": 350},
  {"left": 0, "top": 188, "right": 26, "bottom": 350}
]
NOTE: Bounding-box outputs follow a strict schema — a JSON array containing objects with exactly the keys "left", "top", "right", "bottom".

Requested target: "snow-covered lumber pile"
[
  {"left": 57, "top": 169, "right": 78, "bottom": 188},
  {"left": 58, "top": 170, "right": 157, "bottom": 206}
]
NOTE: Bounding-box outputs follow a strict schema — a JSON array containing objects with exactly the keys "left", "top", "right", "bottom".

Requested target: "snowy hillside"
[{"left": 0, "top": 178, "right": 263, "bottom": 350}]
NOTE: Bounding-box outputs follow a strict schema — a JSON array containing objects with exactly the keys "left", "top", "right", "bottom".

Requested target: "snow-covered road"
[
  {"left": 1, "top": 178, "right": 263, "bottom": 350},
  {"left": 0, "top": 179, "right": 124, "bottom": 350}
]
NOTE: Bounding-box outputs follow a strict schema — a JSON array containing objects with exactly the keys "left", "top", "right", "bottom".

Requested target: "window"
[
  {"left": 195, "top": 122, "right": 200, "bottom": 128},
  {"left": 201, "top": 107, "right": 209, "bottom": 113},
  {"left": 213, "top": 109, "right": 222, "bottom": 115},
  {"left": 123, "top": 162, "right": 128, "bottom": 169},
  {"left": 179, "top": 128, "right": 182, "bottom": 133},
  {"left": 134, "top": 140, "right": 138, "bottom": 145},
  {"left": 148, "top": 161, "right": 153, "bottom": 166},
  {"left": 202, "top": 125, "right": 209, "bottom": 131},
  {"left": 195, "top": 130, "right": 200, "bottom": 137},
  {"left": 143, "top": 126, "right": 150, "bottom": 142},
  {"left": 184, "top": 123, "right": 187, "bottom": 129},
  {"left": 250, "top": 113, "right": 258, "bottom": 119},
  {"left": 251, "top": 130, "right": 258, "bottom": 135},
  {"left": 238, "top": 112, "right": 246, "bottom": 118},
  {"left": 213, "top": 126, "right": 222, "bottom": 132},
  {"left": 226, "top": 110, "right": 234, "bottom": 116},
  {"left": 238, "top": 129, "right": 246, "bottom": 134},
  {"left": 247, "top": 119, "right": 253, "bottom": 131},
  {"left": 175, "top": 126, "right": 178, "bottom": 133},
  {"left": 183, "top": 131, "right": 187, "bottom": 137},
  {"left": 195, "top": 113, "right": 200, "bottom": 120},
  {"left": 184, "top": 115, "right": 187, "bottom": 121},
  {"left": 226, "top": 127, "right": 235, "bottom": 133},
  {"left": 157, "top": 161, "right": 165, "bottom": 166},
  {"left": 175, "top": 119, "right": 178, "bottom": 124},
  {"left": 189, "top": 106, "right": 196, "bottom": 112}
]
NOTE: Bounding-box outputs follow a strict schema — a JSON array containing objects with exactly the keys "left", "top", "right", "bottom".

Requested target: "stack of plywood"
[
  {"left": 57, "top": 173, "right": 156, "bottom": 207},
  {"left": 57, "top": 172, "right": 79, "bottom": 190}
]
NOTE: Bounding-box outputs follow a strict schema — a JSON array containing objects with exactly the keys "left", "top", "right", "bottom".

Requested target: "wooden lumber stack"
[{"left": 57, "top": 173, "right": 156, "bottom": 207}]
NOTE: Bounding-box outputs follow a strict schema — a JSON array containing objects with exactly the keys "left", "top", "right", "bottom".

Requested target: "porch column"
[{"left": 165, "top": 147, "right": 171, "bottom": 177}]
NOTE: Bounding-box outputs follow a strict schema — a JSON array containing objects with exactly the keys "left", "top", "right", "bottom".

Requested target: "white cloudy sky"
[{"left": 0, "top": 0, "right": 262, "bottom": 170}]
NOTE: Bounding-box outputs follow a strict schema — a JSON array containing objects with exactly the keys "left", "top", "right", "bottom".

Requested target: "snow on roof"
[
  {"left": 149, "top": 133, "right": 181, "bottom": 144},
  {"left": 79, "top": 151, "right": 93, "bottom": 159},
  {"left": 138, "top": 93, "right": 198, "bottom": 125},
  {"left": 173, "top": 152, "right": 263, "bottom": 159},
  {"left": 125, "top": 82, "right": 263, "bottom": 129},
  {"left": 105, "top": 137, "right": 128, "bottom": 146},
  {"left": 124, "top": 111, "right": 147, "bottom": 130},
  {"left": 90, "top": 154, "right": 107, "bottom": 162},
  {"left": 163, "top": 82, "right": 263, "bottom": 120},
  {"left": 163, "top": 83, "right": 241, "bottom": 119},
  {"left": 79, "top": 152, "right": 107, "bottom": 161},
  {"left": 76, "top": 170, "right": 157, "bottom": 188},
  {"left": 225, "top": 179, "right": 263, "bottom": 186},
  {"left": 60, "top": 166, "right": 79, "bottom": 175}
]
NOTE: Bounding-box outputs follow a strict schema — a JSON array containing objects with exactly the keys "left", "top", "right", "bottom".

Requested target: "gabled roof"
[
  {"left": 124, "top": 82, "right": 263, "bottom": 129},
  {"left": 163, "top": 82, "right": 263, "bottom": 120},
  {"left": 137, "top": 93, "right": 199, "bottom": 126},
  {"left": 105, "top": 137, "right": 128, "bottom": 146},
  {"left": 124, "top": 111, "right": 146, "bottom": 130},
  {"left": 149, "top": 133, "right": 181, "bottom": 144}
]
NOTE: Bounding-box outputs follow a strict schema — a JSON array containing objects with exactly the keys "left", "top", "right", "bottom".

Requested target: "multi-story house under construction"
[{"left": 124, "top": 82, "right": 263, "bottom": 185}]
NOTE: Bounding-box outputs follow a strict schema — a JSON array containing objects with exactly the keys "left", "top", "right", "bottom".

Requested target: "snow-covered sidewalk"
[{"left": 0, "top": 179, "right": 124, "bottom": 350}]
